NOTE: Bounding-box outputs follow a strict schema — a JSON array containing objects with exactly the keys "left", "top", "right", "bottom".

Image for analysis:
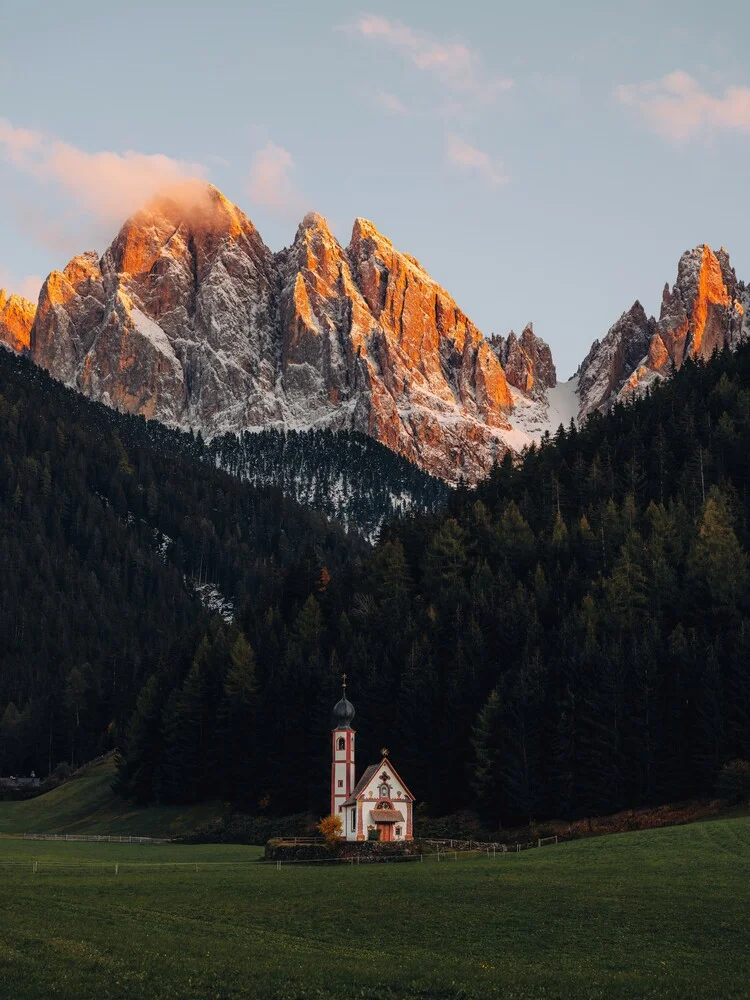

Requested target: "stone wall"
[{"left": 264, "top": 840, "right": 420, "bottom": 862}]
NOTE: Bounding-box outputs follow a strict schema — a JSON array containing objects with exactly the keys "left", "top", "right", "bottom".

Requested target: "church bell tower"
[{"left": 331, "top": 675, "right": 356, "bottom": 819}]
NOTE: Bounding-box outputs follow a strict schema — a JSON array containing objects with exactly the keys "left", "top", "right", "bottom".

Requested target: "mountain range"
[{"left": 1, "top": 182, "right": 748, "bottom": 483}]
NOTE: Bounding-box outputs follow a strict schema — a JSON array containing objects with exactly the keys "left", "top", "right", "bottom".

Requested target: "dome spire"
[{"left": 332, "top": 674, "right": 355, "bottom": 730}]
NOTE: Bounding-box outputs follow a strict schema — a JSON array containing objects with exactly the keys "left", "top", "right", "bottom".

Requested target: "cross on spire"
[
  {"left": 381, "top": 747, "right": 390, "bottom": 758},
  {"left": 342, "top": 672, "right": 347, "bottom": 691}
]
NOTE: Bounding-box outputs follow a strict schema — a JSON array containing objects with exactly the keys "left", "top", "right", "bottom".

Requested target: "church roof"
[
  {"left": 342, "top": 758, "right": 416, "bottom": 806},
  {"left": 369, "top": 809, "right": 405, "bottom": 823},
  {"left": 342, "top": 764, "right": 380, "bottom": 806}
]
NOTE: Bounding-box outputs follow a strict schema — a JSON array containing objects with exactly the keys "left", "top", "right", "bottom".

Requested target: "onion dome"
[{"left": 332, "top": 678, "right": 355, "bottom": 730}]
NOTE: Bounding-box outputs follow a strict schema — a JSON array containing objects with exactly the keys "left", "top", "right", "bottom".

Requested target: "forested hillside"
[
  {"left": 117, "top": 344, "right": 750, "bottom": 822},
  {"left": 3, "top": 344, "right": 750, "bottom": 826},
  {"left": 0, "top": 350, "right": 364, "bottom": 782},
  {"left": 205, "top": 429, "right": 447, "bottom": 537}
]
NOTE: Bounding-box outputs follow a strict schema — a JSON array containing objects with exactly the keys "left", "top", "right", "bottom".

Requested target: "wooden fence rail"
[
  {"left": 22, "top": 833, "right": 170, "bottom": 845},
  {"left": 425, "top": 835, "right": 559, "bottom": 853}
]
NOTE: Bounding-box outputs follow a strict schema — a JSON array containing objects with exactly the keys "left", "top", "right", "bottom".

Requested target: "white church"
[{"left": 330, "top": 679, "right": 415, "bottom": 842}]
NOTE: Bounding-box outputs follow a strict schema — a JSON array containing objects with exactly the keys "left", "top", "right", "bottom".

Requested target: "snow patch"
[
  {"left": 130, "top": 308, "right": 179, "bottom": 361},
  {"left": 192, "top": 581, "right": 234, "bottom": 623},
  {"left": 504, "top": 376, "right": 580, "bottom": 449}
]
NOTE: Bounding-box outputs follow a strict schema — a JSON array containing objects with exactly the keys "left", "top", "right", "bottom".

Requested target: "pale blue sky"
[{"left": 2, "top": 0, "right": 749, "bottom": 376}]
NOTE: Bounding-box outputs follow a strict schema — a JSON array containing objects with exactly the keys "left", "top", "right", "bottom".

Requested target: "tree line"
[{"left": 1, "top": 344, "right": 749, "bottom": 824}]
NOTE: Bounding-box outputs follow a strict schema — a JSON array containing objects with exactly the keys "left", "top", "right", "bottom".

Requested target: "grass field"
[
  {"left": 0, "top": 756, "right": 221, "bottom": 838},
  {"left": 1, "top": 817, "right": 748, "bottom": 1000}
]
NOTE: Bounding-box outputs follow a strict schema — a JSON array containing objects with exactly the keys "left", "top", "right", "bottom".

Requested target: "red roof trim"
[{"left": 354, "top": 758, "right": 416, "bottom": 802}]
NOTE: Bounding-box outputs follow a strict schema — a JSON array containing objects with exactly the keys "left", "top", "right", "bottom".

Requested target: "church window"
[
  {"left": 351, "top": 810, "right": 356, "bottom": 832},
  {"left": 337, "top": 780, "right": 343, "bottom": 788},
  {"left": 379, "top": 783, "right": 390, "bottom": 798},
  {"left": 337, "top": 737, "right": 345, "bottom": 751},
  {"left": 395, "top": 826, "right": 402, "bottom": 837}
]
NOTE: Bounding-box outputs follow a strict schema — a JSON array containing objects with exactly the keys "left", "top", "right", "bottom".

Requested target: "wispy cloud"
[
  {"left": 446, "top": 135, "right": 508, "bottom": 187},
  {"left": 0, "top": 118, "right": 207, "bottom": 227},
  {"left": 246, "top": 141, "right": 307, "bottom": 220},
  {"left": 0, "top": 265, "right": 43, "bottom": 302},
  {"left": 373, "top": 89, "right": 408, "bottom": 115},
  {"left": 615, "top": 72, "right": 750, "bottom": 141},
  {"left": 347, "top": 15, "right": 512, "bottom": 109}
]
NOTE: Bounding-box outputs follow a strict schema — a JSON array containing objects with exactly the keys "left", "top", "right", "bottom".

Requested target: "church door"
[{"left": 377, "top": 823, "right": 393, "bottom": 842}]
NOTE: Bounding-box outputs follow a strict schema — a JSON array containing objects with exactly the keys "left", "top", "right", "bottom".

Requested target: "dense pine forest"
[{"left": 2, "top": 344, "right": 750, "bottom": 825}]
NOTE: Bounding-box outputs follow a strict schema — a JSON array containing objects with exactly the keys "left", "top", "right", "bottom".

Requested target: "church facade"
[{"left": 330, "top": 681, "right": 415, "bottom": 842}]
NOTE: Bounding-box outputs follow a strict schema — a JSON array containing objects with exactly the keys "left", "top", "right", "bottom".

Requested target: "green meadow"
[
  {"left": 0, "top": 756, "right": 220, "bottom": 838},
  {"left": 0, "top": 818, "right": 748, "bottom": 1000}
]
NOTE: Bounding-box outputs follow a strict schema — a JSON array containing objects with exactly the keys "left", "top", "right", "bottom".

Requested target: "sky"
[{"left": 2, "top": 0, "right": 749, "bottom": 377}]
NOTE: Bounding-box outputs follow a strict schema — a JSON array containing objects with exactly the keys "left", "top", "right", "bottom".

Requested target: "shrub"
[
  {"left": 716, "top": 760, "right": 750, "bottom": 805},
  {"left": 53, "top": 761, "right": 72, "bottom": 781},
  {"left": 316, "top": 814, "right": 343, "bottom": 848}
]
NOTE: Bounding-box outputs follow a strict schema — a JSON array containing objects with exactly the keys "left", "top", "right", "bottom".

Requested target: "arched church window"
[
  {"left": 337, "top": 737, "right": 345, "bottom": 751},
  {"left": 379, "top": 783, "right": 390, "bottom": 798},
  {"left": 376, "top": 800, "right": 390, "bottom": 810},
  {"left": 351, "top": 810, "right": 356, "bottom": 832}
]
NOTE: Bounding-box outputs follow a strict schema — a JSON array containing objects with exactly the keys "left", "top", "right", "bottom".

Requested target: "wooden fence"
[
  {"left": 22, "top": 833, "right": 170, "bottom": 845},
  {"left": 424, "top": 835, "right": 559, "bottom": 854}
]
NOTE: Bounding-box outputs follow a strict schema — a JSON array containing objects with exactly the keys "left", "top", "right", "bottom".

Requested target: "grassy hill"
[
  {"left": 0, "top": 756, "right": 221, "bottom": 838},
  {"left": 0, "top": 816, "right": 748, "bottom": 999}
]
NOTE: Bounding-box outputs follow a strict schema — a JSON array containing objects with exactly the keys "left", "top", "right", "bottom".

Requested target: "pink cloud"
[
  {"left": 0, "top": 265, "right": 43, "bottom": 303},
  {"left": 374, "top": 90, "right": 408, "bottom": 115},
  {"left": 0, "top": 118, "right": 207, "bottom": 226},
  {"left": 246, "top": 141, "right": 307, "bottom": 220},
  {"left": 446, "top": 135, "right": 508, "bottom": 187},
  {"left": 615, "top": 72, "right": 750, "bottom": 141},
  {"left": 348, "top": 15, "right": 512, "bottom": 107}
]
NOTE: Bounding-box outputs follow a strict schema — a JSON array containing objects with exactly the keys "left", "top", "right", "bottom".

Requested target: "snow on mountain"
[{"left": 3, "top": 181, "right": 748, "bottom": 486}]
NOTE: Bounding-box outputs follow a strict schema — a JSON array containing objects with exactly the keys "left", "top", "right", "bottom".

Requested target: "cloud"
[
  {"left": 374, "top": 90, "right": 408, "bottom": 115},
  {"left": 0, "top": 118, "right": 207, "bottom": 226},
  {"left": 246, "top": 141, "right": 307, "bottom": 219},
  {"left": 446, "top": 135, "right": 508, "bottom": 187},
  {"left": 615, "top": 72, "right": 750, "bottom": 141},
  {"left": 0, "top": 265, "right": 43, "bottom": 303},
  {"left": 347, "top": 15, "right": 512, "bottom": 108}
]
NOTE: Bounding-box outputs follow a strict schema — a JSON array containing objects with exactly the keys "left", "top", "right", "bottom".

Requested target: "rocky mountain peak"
[
  {"left": 489, "top": 322, "right": 556, "bottom": 400},
  {"left": 15, "top": 181, "right": 749, "bottom": 484},
  {"left": 576, "top": 301, "right": 654, "bottom": 419},
  {"left": 653, "top": 243, "right": 740, "bottom": 367},
  {"left": 18, "top": 188, "right": 526, "bottom": 483},
  {"left": 0, "top": 289, "right": 36, "bottom": 353},
  {"left": 575, "top": 244, "right": 748, "bottom": 418}
]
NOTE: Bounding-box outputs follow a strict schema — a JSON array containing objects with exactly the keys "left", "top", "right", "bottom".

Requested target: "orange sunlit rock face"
[
  {"left": 489, "top": 324, "right": 556, "bottom": 401},
  {"left": 614, "top": 245, "right": 746, "bottom": 404},
  {"left": 277, "top": 210, "right": 514, "bottom": 481},
  {"left": 25, "top": 183, "right": 524, "bottom": 483},
  {"left": 0, "top": 290, "right": 36, "bottom": 352}
]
